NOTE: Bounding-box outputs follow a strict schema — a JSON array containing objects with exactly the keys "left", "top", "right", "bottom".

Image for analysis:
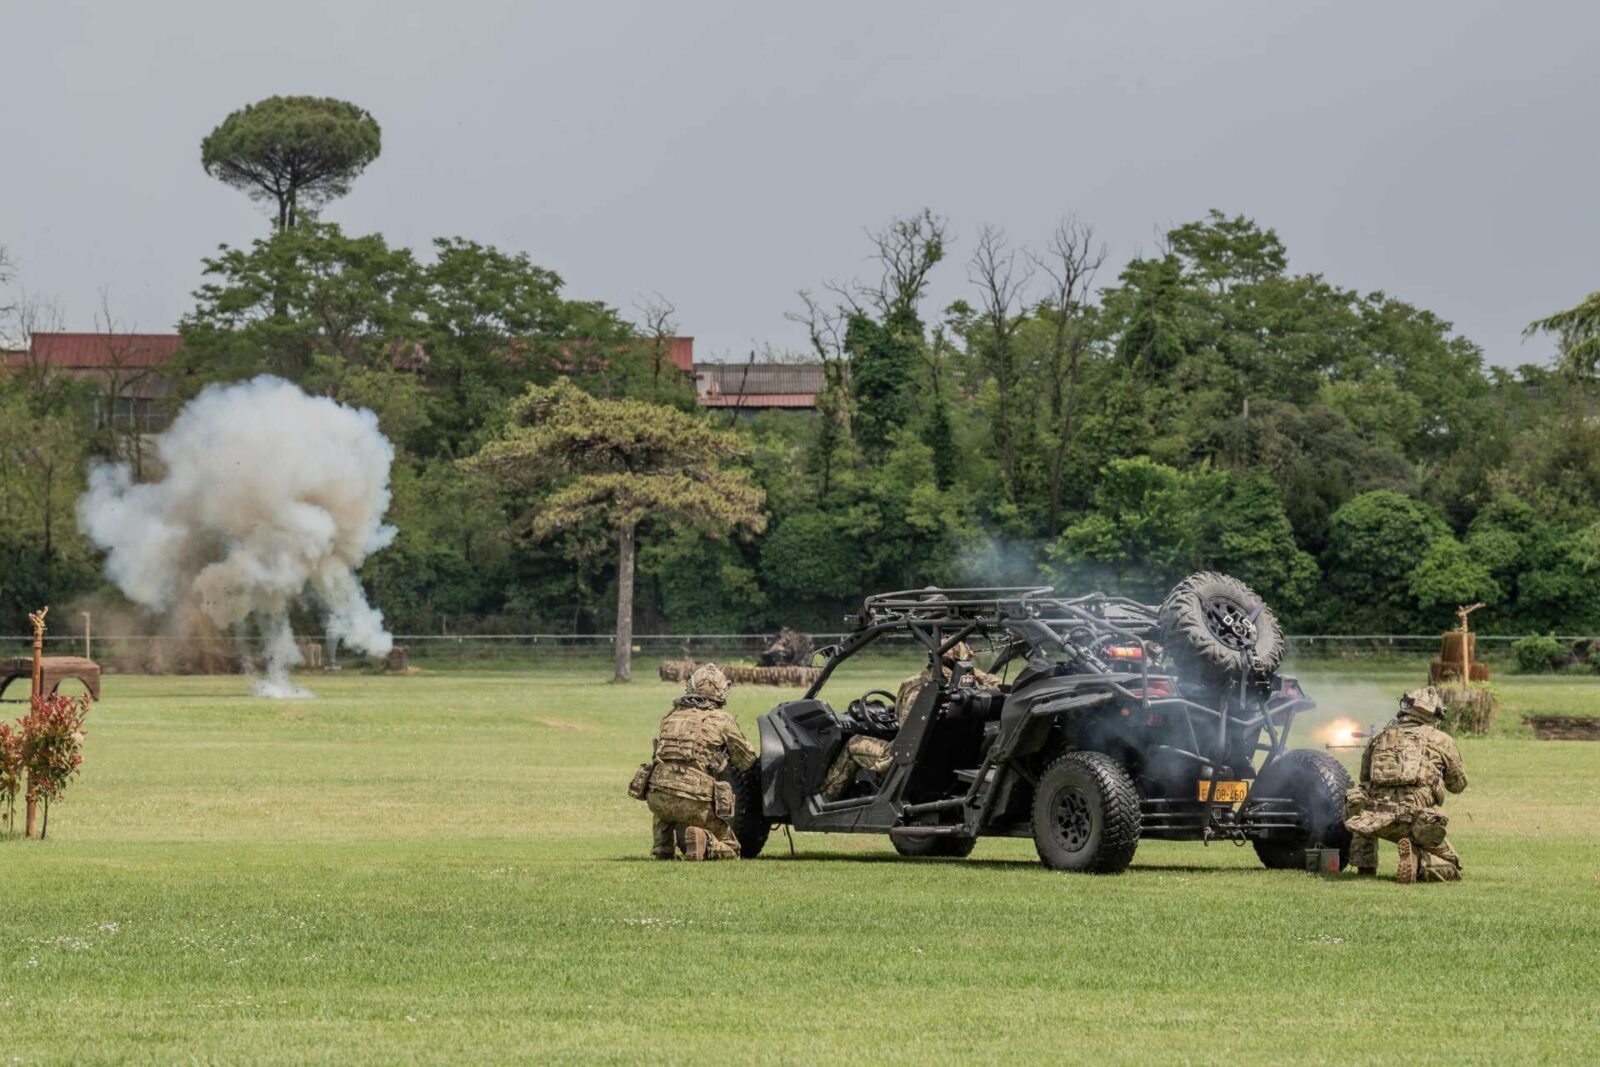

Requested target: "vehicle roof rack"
[{"left": 851, "top": 586, "right": 1056, "bottom": 627}]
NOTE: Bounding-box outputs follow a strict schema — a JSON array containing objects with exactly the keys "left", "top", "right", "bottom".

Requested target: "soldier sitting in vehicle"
[
  {"left": 1344, "top": 686, "right": 1469, "bottom": 884},
  {"left": 627, "top": 663, "right": 756, "bottom": 861},
  {"left": 819, "top": 642, "right": 999, "bottom": 801}
]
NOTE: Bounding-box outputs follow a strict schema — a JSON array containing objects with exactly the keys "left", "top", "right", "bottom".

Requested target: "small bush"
[
  {"left": 1511, "top": 634, "right": 1563, "bottom": 674},
  {"left": 0, "top": 722, "right": 20, "bottom": 833},
  {"left": 19, "top": 693, "right": 88, "bottom": 839}
]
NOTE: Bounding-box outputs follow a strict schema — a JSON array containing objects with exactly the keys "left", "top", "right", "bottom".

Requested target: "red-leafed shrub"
[
  {"left": 19, "top": 693, "right": 88, "bottom": 839},
  {"left": 0, "top": 721, "right": 20, "bottom": 834}
]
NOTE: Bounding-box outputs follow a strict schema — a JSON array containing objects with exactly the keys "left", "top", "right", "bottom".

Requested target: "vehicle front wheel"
[
  {"left": 724, "top": 763, "right": 771, "bottom": 859},
  {"left": 1249, "top": 749, "right": 1353, "bottom": 870},
  {"left": 891, "top": 833, "right": 978, "bottom": 859},
  {"left": 1031, "top": 751, "right": 1141, "bottom": 873}
]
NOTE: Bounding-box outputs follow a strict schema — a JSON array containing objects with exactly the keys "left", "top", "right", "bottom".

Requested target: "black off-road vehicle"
[{"left": 724, "top": 573, "right": 1353, "bottom": 873}]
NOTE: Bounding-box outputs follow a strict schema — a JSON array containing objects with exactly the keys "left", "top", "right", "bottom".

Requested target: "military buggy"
[{"left": 725, "top": 573, "right": 1353, "bottom": 872}]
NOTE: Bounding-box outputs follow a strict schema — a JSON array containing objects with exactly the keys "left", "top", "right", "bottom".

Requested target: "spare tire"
[
  {"left": 1158, "top": 571, "right": 1284, "bottom": 682},
  {"left": 723, "top": 763, "right": 771, "bottom": 859}
]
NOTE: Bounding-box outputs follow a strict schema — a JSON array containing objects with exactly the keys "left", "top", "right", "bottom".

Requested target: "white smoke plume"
[{"left": 77, "top": 376, "right": 397, "bottom": 697}]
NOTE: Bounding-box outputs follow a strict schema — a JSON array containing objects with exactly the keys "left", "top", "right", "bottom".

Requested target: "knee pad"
[{"left": 1410, "top": 810, "right": 1449, "bottom": 848}]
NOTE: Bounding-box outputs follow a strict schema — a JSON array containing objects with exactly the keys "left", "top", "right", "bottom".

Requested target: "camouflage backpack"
[{"left": 1368, "top": 726, "right": 1430, "bottom": 788}]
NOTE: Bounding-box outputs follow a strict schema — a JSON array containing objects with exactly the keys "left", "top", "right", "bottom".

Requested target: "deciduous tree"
[{"left": 465, "top": 379, "right": 765, "bottom": 681}]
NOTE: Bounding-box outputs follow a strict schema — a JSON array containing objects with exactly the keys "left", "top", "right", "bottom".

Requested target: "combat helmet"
[
  {"left": 1399, "top": 685, "right": 1445, "bottom": 723},
  {"left": 686, "top": 662, "right": 732, "bottom": 705}
]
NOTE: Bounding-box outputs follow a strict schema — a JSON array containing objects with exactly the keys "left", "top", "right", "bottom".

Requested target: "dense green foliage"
[
  {"left": 464, "top": 379, "right": 764, "bottom": 679},
  {"left": 6, "top": 208, "right": 1600, "bottom": 637},
  {"left": 1510, "top": 634, "right": 1564, "bottom": 674},
  {"left": 201, "top": 96, "right": 382, "bottom": 229}
]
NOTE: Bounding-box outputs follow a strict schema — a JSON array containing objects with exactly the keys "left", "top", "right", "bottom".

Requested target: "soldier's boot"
[
  {"left": 1394, "top": 838, "right": 1418, "bottom": 885},
  {"left": 681, "top": 827, "right": 711, "bottom": 861}
]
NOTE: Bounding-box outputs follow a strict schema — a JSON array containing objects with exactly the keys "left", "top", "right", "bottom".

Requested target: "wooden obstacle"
[
  {"left": 0, "top": 656, "right": 101, "bottom": 701},
  {"left": 1429, "top": 629, "right": 1491, "bottom": 685},
  {"left": 1430, "top": 604, "right": 1496, "bottom": 735},
  {"left": 658, "top": 660, "right": 820, "bottom": 688},
  {"left": 1429, "top": 604, "right": 1491, "bottom": 685}
]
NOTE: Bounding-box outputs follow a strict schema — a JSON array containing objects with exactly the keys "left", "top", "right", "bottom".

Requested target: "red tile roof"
[
  {"left": 663, "top": 337, "right": 694, "bottom": 372},
  {"left": 20, "top": 332, "right": 182, "bottom": 370},
  {"left": 699, "top": 392, "right": 818, "bottom": 408}
]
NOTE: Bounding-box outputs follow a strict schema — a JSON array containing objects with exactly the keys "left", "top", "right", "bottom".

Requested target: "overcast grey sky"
[{"left": 4, "top": 1, "right": 1595, "bottom": 366}]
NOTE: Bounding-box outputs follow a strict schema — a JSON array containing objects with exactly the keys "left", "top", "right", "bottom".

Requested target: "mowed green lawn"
[{"left": 2, "top": 661, "right": 1598, "bottom": 1065}]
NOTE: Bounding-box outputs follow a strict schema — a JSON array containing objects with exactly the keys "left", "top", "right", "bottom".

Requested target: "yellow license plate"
[{"left": 1198, "top": 780, "right": 1248, "bottom": 803}]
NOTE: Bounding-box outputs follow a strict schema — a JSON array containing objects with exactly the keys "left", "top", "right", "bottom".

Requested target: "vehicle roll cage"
[{"left": 805, "top": 585, "right": 1313, "bottom": 773}]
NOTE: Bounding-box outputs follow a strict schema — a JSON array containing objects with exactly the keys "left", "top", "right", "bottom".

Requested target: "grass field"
[{"left": 2, "top": 659, "right": 1598, "bottom": 1064}]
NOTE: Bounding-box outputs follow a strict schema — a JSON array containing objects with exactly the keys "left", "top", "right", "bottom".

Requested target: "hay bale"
[
  {"left": 723, "top": 663, "right": 821, "bottom": 687},
  {"left": 1429, "top": 660, "right": 1490, "bottom": 685},
  {"left": 1441, "top": 687, "right": 1497, "bottom": 735},
  {"left": 1438, "top": 631, "right": 1478, "bottom": 662},
  {"left": 385, "top": 646, "right": 416, "bottom": 674},
  {"left": 657, "top": 659, "right": 819, "bottom": 687}
]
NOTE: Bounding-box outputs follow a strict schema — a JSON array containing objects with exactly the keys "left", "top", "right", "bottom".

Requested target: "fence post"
[{"left": 24, "top": 606, "right": 46, "bottom": 838}]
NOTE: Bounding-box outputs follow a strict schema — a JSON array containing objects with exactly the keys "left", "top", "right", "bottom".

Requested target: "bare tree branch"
[
  {"left": 968, "top": 225, "right": 1033, "bottom": 500},
  {"left": 861, "top": 209, "right": 948, "bottom": 320},
  {"left": 631, "top": 292, "right": 679, "bottom": 398},
  {"left": 1028, "top": 216, "right": 1107, "bottom": 533}
]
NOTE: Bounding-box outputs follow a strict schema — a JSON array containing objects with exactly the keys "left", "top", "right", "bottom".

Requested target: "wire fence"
[{"left": 2, "top": 630, "right": 1589, "bottom": 671}]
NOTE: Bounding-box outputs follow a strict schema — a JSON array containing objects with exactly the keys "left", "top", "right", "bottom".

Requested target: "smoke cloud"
[{"left": 77, "top": 376, "right": 396, "bottom": 697}]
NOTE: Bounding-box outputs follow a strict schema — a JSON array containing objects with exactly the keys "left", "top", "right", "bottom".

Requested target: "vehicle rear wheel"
[
  {"left": 891, "top": 833, "right": 977, "bottom": 859},
  {"left": 1158, "top": 571, "right": 1285, "bottom": 682},
  {"left": 724, "top": 763, "right": 771, "bottom": 859},
  {"left": 1250, "top": 749, "right": 1353, "bottom": 870},
  {"left": 1031, "top": 751, "right": 1140, "bottom": 873}
]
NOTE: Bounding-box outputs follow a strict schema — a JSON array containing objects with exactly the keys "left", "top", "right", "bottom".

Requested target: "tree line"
[{"left": 2, "top": 95, "right": 1597, "bottom": 642}]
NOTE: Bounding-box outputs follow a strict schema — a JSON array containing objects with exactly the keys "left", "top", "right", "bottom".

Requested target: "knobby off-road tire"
[
  {"left": 1031, "top": 751, "right": 1141, "bottom": 873},
  {"left": 891, "top": 834, "right": 978, "bottom": 859},
  {"left": 1251, "top": 749, "right": 1353, "bottom": 870},
  {"left": 1158, "top": 571, "right": 1285, "bottom": 683},
  {"left": 724, "top": 763, "right": 771, "bottom": 859}
]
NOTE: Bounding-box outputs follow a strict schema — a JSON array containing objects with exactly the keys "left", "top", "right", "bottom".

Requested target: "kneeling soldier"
[
  {"left": 1344, "top": 686, "right": 1468, "bottom": 884},
  {"left": 628, "top": 663, "right": 756, "bottom": 861}
]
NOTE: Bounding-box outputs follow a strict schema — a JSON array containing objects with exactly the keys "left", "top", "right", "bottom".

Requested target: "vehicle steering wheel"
[{"left": 846, "top": 690, "right": 900, "bottom": 734}]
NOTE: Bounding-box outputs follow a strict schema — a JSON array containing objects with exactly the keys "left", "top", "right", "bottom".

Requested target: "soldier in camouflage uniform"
[
  {"left": 820, "top": 643, "right": 1000, "bottom": 800},
  {"left": 1344, "top": 686, "right": 1469, "bottom": 884},
  {"left": 630, "top": 663, "right": 757, "bottom": 861}
]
